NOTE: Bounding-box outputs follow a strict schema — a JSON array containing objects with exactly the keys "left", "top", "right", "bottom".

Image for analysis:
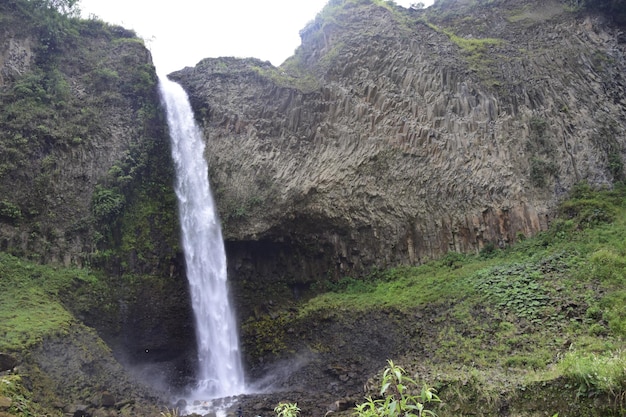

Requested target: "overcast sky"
[{"left": 80, "top": 0, "right": 435, "bottom": 75}]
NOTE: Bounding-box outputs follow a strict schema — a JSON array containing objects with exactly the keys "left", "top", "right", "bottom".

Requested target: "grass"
[
  {"left": 0, "top": 374, "right": 45, "bottom": 417},
  {"left": 559, "top": 349, "right": 626, "bottom": 392},
  {"left": 0, "top": 252, "right": 101, "bottom": 352},
  {"left": 289, "top": 182, "right": 626, "bottom": 412}
]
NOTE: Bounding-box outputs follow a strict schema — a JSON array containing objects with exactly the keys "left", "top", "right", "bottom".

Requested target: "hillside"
[
  {"left": 0, "top": 0, "right": 193, "bottom": 414},
  {"left": 234, "top": 183, "right": 626, "bottom": 416}
]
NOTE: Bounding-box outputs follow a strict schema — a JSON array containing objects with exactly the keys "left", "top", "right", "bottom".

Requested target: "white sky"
[{"left": 80, "top": 0, "right": 434, "bottom": 75}]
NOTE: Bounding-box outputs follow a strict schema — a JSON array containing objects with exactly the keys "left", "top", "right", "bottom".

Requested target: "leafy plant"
[
  {"left": 558, "top": 183, "right": 618, "bottom": 229},
  {"left": 0, "top": 374, "right": 43, "bottom": 417},
  {"left": 530, "top": 157, "right": 558, "bottom": 188},
  {"left": 355, "top": 360, "right": 440, "bottom": 417},
  {"left": 274, "top": 402, "right": 300, "bottom": 417},
  {"left": 91, "top": 186, "right": 125, "bottom": 223},
  {"left": 472, "top": 263, "right": 551, "bottom": 322},
  {"left": 0, "top": 200, "right": 22, "bottom": 224}
]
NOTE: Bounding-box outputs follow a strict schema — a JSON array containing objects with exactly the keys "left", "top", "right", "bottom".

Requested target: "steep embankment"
[{"left": 170, "top": 0, "right": 626, "bottom": 320}]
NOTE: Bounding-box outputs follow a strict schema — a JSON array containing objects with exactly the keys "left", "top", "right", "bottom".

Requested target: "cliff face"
[
  {"left": 170, "top": 0, "right": 626, "bottom": 315},
  {"left": 0, "top": 0, "right": 193, "bottom": 395},
  {"left": 0, "top": 0, "right": 177, "bottom": 269}
]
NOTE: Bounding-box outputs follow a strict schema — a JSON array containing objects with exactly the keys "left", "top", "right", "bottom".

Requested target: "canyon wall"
[{"left": 170, "top": 0, "right": 626, "bottom": 315}]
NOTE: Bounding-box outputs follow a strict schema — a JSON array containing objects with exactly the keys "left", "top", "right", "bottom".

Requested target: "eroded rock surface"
[{"left": 170, "top": 0, "right": 626, "bottom": 316}]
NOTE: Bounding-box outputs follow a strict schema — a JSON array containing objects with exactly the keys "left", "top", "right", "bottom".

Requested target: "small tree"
[{"left": 355, "top": 360, "right": 440, "bottom": 417}]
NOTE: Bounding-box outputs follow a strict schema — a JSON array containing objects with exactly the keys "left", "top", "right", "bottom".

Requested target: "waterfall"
[{"left": 159, "top": 75, "right": 245, "bottom": 399}]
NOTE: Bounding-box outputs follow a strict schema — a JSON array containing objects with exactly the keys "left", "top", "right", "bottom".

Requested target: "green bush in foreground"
[
  {"left": 271, "top": 361, "right": 439, "bottom": 417},
  {"left": 355, "top": 360, "right": 440, "bottom": 417},
  {"left": 274, "top": 402, "right": 300, "bottom": 417}
]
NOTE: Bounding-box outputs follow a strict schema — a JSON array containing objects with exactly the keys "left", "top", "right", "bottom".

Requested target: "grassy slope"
[
  {"left": 293, "top": 182, "right": 626, "bottom": 414},
  {"left": 0, "top": 254, "right": 104, "bottom": 353}
]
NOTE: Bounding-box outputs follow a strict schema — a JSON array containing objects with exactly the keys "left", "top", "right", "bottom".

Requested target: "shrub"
[
  {"left": 586, "top": 248, "right": 626, "bottom": 284},
  {"left": 0, "top": 200, "right": 22, "bottom": 224},
  {"left": 558, "top": 183, "right": 619, "bottom": 229},
  {"left": 274, "top": 402, "right": 300, "bottom": 417},
  {"left": 91, "top": 186, "right": 125, "bottom": 223},
  {"left": 355, "top": 360, "right": 440, "bottom": 417},
  {"left": 530, "top": 157, "right": 557, "bottom": 187}
]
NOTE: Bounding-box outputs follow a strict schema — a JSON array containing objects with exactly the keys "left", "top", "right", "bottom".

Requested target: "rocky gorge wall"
[
  {"left": 170, "top": 0, "right": 626, "bottom": 317},
  {"left": 0, "top": 0, "right": 195, "bottom": 401}
]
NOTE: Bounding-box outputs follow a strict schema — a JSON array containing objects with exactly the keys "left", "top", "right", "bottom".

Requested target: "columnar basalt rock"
[{"left": 170, "top": 0, "right": 626, "bottom": 316}]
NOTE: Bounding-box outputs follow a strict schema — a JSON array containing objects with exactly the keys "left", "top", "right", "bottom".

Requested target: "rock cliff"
[
  {"left": 0, "top": 0, "right": 193, "bottom": 405},
  {"left": 170, "top": 0, "right": 626, "bottom": 316}
]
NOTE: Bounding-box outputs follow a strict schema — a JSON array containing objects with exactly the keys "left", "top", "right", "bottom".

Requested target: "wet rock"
[
  {"left": 326, "top": 399, "right": 352, "bottom": 413},
  {"left": 70, "top": 405, "right": 90, "bottom": 417},
  {"left": 92, "top": 408, "right": 109, "bottom": 417},
  {"left": 100, "top": 392, "right": 115, "bottom": 408},
  {"left": 0, "top": 397, "right": 12, "bottom": 410},
  {"left": 0, "top": 354, "right": 17, "bottom": 372}
]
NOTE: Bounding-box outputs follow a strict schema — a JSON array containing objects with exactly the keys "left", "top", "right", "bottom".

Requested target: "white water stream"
[{"left": 159, "top": 75, "right": 245, "bottom": 401}]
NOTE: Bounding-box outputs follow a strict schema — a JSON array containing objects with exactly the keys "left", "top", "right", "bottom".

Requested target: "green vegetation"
[
  {"left": 526, "top": 116, "right": 558, "bottom": 187},
  {"left": 530, "top": 156, "right": 558, "bottom": 187},
  {"left": 254, "top": 183, "right": 626, "bottom": 414},
  {"left": 0, "top": 374, "right": 48, "bottom": 417},
  {"left": 160, "top": 407, "right": 181, "bottom": 417},
  {"left": 290, "top": 0, "right": 414, "bottom": 80},
  {"left": 591, "top": 116, "right": 624, "bottom": 182},
  {"left": 274, "top": 402, "right": 301, "bottom": 417},
  {"left": 0, "top": 252, "right": 101, "bottom": 352},
  {"left": 559, "top": 350, "right": 626, "bottom": 399},
  {"left": 425, "top": 22, "right": 504, "bottom": 75},
  {"left": 303, "top": 0, "right": 416, "bottom": 56},
  {"left": 0, "top": 200, "right": 23, "bottom": 225},
  {"left": 253, "top": 60, "right": 320, "bottom": 93},
  {"left": 0, "top": 0, "right": 177, "bottom": 272},
  {"left": 355, "top": 360, "right": 441, "bottom": 417}
]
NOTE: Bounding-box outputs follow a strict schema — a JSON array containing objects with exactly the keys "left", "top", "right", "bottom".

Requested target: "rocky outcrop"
[
  {"left": 0, "top": 1, "right": 179, "bottom": 271},
  {"left": 0, "top": 0, "right": 193, "bottom": 400},
  {"left": 170, "top": 0, "right": 626, "bottom": 316},
  {"left": 23, "top": 323, "right": 165, "bottom": 417}
]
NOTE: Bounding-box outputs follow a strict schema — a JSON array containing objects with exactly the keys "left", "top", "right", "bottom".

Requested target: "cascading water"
[{"left": 159, "top": 75, "right": 245, "bottom": 400}]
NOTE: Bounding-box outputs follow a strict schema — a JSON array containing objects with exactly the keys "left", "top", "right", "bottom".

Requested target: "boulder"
[{"left": 0, "top": 354, "right": 17, "bottom": 372}]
